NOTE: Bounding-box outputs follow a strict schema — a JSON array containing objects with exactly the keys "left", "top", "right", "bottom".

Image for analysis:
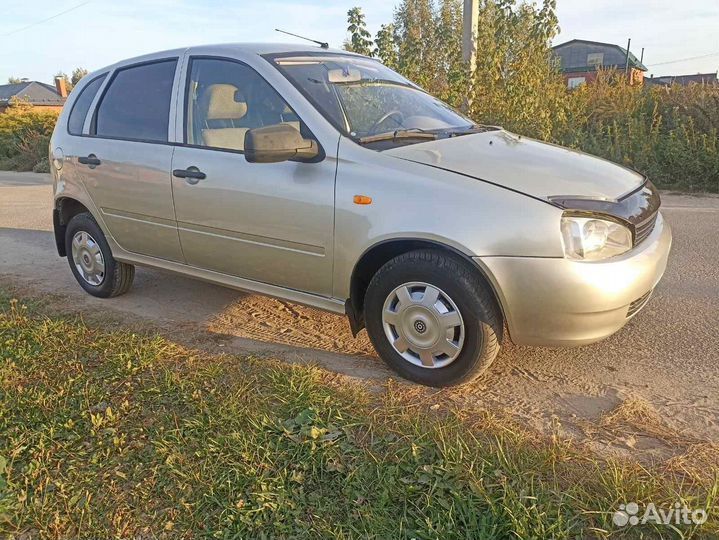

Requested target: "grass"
[{"left": 0, "top": 294, "right": 717, "bottom": 539}]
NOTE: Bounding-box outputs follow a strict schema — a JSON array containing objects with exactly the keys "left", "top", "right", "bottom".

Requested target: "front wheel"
[{"left": 365, "top": 250, "right": 502, "bottom": 387}]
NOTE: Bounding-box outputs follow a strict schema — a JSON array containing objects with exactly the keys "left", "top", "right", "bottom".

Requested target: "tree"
[
  {"left": 435, "top": 0, "right": 465, "bottom": 106},
  {"left": 374, "top": 24, "right": 398, "bottom": 69},
  {"left": 71, "top": 67, "right": 89, "bottom": 87},
  {"left": 469, "top": 0, "right": 569, "bottom": 139},
  {"left": 344, "top": 7, "right": 374, "bottom": 56},
  {"left": 8, "top": 76, "right": 22, "bottom": 84},
  {"left": 392, "top": 0, "right": 438, "bottom": 90}
]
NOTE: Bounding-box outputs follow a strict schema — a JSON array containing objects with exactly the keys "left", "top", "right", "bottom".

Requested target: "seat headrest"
[{"left": 202, "top": 84, "right": 247, "bottom": 120}]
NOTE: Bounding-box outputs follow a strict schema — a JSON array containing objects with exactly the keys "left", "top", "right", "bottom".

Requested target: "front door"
[
  {"left": 78, "top": 58, "right": 183, "bottom": 262},
  {"left": 171, "top": 57, "right": 336, "bottom": 296}
]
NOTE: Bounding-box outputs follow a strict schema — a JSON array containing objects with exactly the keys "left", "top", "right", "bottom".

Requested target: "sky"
[{"left": 0, "top": 0, "right": 717, "bottom": 84}]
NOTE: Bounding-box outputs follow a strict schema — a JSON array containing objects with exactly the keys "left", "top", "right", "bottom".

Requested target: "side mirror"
[{"left": 244, "top": 124, "right": 319, "bottom": 163}]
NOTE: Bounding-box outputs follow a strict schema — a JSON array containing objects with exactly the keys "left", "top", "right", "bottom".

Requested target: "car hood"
[{"left": 384, "top": 129, "right": 645, "bottom": 201}]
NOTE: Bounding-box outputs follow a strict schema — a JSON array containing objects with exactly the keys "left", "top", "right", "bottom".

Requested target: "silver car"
[{"left": 49, "top": 43, "right": 672, "bottom": 387}]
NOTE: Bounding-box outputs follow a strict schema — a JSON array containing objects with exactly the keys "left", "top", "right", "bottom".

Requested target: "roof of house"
[
  {"left": 0, "top": 81, "right": 66, "bottom": 106},
  {"left": 646, "top": 72, "right": 718, "bottom": 86},
  {"left": 552, "top": 39, "right": 648, "bottom": 72}
]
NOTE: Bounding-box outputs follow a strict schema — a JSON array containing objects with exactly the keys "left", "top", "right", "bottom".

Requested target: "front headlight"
[{"left": 560, "top": 215, "right": 632, "bottom": 261}]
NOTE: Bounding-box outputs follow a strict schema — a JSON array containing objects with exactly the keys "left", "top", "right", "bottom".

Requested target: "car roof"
[{"left": 90, "top": 43, "right": 362, "bottom": 77}]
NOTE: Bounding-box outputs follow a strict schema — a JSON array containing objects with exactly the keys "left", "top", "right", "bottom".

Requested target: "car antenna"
[{"left": 275, "top": 28, "right": 329, "bottom": 49}]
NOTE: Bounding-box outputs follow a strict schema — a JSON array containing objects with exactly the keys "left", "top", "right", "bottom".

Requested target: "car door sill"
[{"left": 114, "top": 251, "right": 345, "bottom": 314}]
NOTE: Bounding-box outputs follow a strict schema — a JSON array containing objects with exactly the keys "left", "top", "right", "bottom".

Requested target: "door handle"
[
  {"left": 78, "top": 154, "right": 101, "bottom": 167},
  {"left": 173, "top": 166, "right": 206, "bottom": 185}
]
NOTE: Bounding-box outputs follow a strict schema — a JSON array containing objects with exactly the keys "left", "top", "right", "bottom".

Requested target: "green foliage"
[
  {"left": 469, "top": 0, "right": 569, "bottom": 140},
  {"left": 1, "top": 295, "right": 717, "bottom": 538},
  {"left": 374, "top": 24, "right": 398, "bottom": 69},
  {"left": 434, "top": 0, "right": 466, "bottom": 105},
  {"left": 71, "top": 67, "right": 89, "bottom": 87},
  {"left": 6, "top": 77, "right": 22, "bottom": 85},
  {"left": 393, "top": 0, "right": 439, "bottom": 90},
  {"left": 0, "top": 104, "right": 59, "bottom": 172},
  {"left": 344, "top": 7, "right": 374, "bottom": 56}
]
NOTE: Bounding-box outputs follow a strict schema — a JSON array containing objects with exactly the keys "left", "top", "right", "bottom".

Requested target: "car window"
[
  {"left": 67, "top": 74, "right": 106, "bottom": 135},
  {"left": 185, "top": 57, "right": 305, "bottom": 152},
  {"left": 94, "top": 59, "right": 177, "bottom": 142}
]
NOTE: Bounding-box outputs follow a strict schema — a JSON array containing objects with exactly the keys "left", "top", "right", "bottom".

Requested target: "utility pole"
[
  {"left": 624, "top": 38, "right": 632, "bottom": 76},
  {"left": 462, "top": 0, "right": 479, "bottom": 112},
  {"left": 462, "top": 0, "right": 479, "bottom": 67}
]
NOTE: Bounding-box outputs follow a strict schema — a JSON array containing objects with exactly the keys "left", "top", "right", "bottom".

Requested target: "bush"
[
  {"left": 561, "top": 71, "right": 719, "bottom": 192},
  {"left": 0, "top": 102, "right": 59, "bottom": 173}
]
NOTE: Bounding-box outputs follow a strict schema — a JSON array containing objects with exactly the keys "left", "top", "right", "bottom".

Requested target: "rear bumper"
[{"left": 476, "top": 212, "right": 672, "bottom": 346}]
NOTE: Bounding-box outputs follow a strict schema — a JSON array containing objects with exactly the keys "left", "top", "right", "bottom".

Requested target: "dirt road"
[{"left": 1, "top": 171, "right": 718, "bottom": 460}]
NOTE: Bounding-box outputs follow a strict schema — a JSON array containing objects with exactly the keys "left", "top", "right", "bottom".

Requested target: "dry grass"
[
  {"left": 598, "top": 398, "right": 697, "bottom": 445},
  {"left": 665, "top": 444, "right": 719, "bottom": 485}
]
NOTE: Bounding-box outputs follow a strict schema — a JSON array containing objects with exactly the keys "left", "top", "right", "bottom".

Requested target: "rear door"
[
  {"left": 170, "top": 56, "right": 336, "bottom": 296},
  {"left": 76, "top": 58, "right": 183, "bottom": 262}
]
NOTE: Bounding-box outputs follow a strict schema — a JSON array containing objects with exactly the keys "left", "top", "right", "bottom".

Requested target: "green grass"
[{"left": 0, "top": 295, "right": 717, "bottom": 539}]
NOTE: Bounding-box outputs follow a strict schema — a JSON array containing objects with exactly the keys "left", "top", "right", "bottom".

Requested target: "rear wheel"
[
  {"left": 365, "top": 249, "right": 502, "bottom": 387},
  {"left": 65, "top": 212, "right": 134, "bottom": 298}
]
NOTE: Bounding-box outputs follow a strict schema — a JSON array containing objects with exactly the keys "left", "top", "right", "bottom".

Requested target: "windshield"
[{"left": 270, "top": 54, "right": 475, "bottom": 146}]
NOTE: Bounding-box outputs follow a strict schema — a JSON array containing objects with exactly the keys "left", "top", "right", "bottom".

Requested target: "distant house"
[
  {"left": 0, "top": 77, "right": 68, "bottom": 113},
  {"left": 552, "top": 39, "right": 648, "bottom": 88},
  {"left": 645, "top": 72, "right": 718, "bottom": 86}
]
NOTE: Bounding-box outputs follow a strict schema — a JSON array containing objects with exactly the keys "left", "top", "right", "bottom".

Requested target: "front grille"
[
  {"left": 627, "top": 289, "right": 653, "bottom": 318},
  {"left": 634, "top": 211, "right": 658, "bottom": 246}
]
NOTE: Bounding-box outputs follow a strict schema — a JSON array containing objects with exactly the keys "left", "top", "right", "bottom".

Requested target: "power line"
[
  {"left": 1, "top": 0, "right": 94, "bottom": 37},
  {"left": 645, "top": 52, "right": 719, "bottom": 67}
]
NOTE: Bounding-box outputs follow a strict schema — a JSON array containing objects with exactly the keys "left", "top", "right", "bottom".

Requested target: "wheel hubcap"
[
  {"left": 382, "top": 282, "right": 464, "bottom": 369},
  {"left": 71, "top": 231, "right": 105, "bottom": 286}
]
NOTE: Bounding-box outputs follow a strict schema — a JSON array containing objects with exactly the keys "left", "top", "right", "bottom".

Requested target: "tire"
[
  {"left": 365, "top": 249, "right": 502, "bottom": 387},
  {"left": 65, "top": 212, "right": 134, "bottom": 298}
]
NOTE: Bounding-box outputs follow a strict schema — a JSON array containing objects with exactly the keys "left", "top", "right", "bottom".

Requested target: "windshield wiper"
[
  {"left": 447, "top": 124, "right": 500, "bottom": 137},
  {"left": 358, "top": 129, "right": 438, "bottom": 144}
]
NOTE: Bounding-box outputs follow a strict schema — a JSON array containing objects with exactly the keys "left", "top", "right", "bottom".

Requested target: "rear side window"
[
  {"left": 94, "top": 59, "right": 177, "bottom": 142},
  {"left": 67, "top": 74, "right": 106, "bottom": 135}
]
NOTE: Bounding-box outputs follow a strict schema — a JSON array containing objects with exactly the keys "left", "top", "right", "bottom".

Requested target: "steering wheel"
[{"left": 368, "top": 110, "right": 404, "bottom": 134}]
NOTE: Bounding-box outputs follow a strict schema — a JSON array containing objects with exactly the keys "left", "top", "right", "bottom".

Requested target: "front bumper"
[{"left": 476, "top": 212, "right": 672, "bottom": 346}]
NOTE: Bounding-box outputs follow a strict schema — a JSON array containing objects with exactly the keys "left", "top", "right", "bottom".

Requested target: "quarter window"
[
  {"left": 67, "top": 74, "right": 106, "bottom": 135},
  {"left": 185, "top": 58, "right": 304, "bottom": 151},
  {"left": 94, "top": 59, "right": 177, "bottom": 142}
]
